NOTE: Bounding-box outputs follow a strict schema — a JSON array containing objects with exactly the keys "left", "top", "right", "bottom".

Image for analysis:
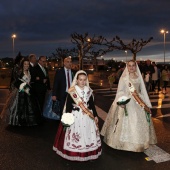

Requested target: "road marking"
[
  {"left": 96, "top": 105, "right": 170, "bottom": 163},
  {"left": 152, "top": 104, "right": 170, "bottom": 109},
  {"left": 95, "top": 89, "right": 170, "bottom": 109},
  {"left": 95, "top": 105, "right": 107, "bottom": 121},
  {"left": 144, "top": 145, "right": 170, "bottom": 163},
  {"left": 155, "top": 113, "right": 170, "bottom": 118}
]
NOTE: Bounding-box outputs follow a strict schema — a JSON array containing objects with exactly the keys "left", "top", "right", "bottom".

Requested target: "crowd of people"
[
  {"left": 1, "top": 55, "right": 160, "bottom": 162},
  {"left": 108, "top": 59, "right": 170, "bottom": 94}
]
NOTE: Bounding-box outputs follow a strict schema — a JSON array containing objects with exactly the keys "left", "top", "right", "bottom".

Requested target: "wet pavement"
[{"left": 0, "top": 77, "right": 170, "bottom": 170}]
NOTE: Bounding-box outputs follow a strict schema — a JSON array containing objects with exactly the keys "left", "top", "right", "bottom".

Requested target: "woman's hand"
[
  {"left": 94, "top": 116, "right": 99, "bottom": 125},
  {"left": 52, "top": 96, "right": 57, "bottom": 101},
  {"left": 120, "top": 105, "right": 125, "bottom": 108}
]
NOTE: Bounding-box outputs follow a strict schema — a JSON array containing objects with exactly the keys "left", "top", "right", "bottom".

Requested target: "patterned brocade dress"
[{"left": 101, "top": 77, "right": 157, "bottom": 152}]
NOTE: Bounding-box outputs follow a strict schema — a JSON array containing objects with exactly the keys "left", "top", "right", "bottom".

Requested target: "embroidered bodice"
[
  {"left": 129, "top": 77, "right": 141, "bottom": 94},
  {"left": 22, "top": 71, "right": 31, "bottom": 84},
  {"left": 75, "top": 85, "right": 91, "bottom": 103}
]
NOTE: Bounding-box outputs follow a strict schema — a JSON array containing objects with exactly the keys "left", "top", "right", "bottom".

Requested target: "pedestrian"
[
  {"left": 1, "top": 54, "right": 24, "bottom": 121},
  {"left": 28, "top": 54, "right": 37, "bottom": 77},
  {"left": 53, "top": 70, "right": 101, "bottom": 161},
  {"left": 151, "top": 62, "right": 158, "bottom": 91},
  {"left": 161, "top": 65, "right": 169, "bottom": 94},
  {"left": 101, "top": 60, "right": 157, "bottom": 152},
  {"left": 143, "top": 59, "right": 155, "bottom": 93},
  {"left": 9, "top": 53, "right": 24, "bottom": 90},
  {"left": 52, "top": 56, "right": 75, "bottom": 115},
  {"left": 156, "top": 65, "right": 161, "bottom": 91},
  {"left": 108, "top": 71, "right": 116, "bottom": 90},
  {"left": 31, "top": 56, "right": 51, "bottom": 114},
  {"left": 1, "top": 58, "right": 41, "bottom": 126},
  {"left": 28, "top": 54, "right": 37, "bottom": 93}
]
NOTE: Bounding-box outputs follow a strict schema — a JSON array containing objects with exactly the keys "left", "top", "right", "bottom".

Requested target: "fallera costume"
[
  {"left": 1, "top": 67, "right": 40, "bottom": 126},
  {"left": 53, "top": 70, "right": 102, "bottom": 161},
  {"left": 101, "top": 63, "right": 157, "bottom": 152}
]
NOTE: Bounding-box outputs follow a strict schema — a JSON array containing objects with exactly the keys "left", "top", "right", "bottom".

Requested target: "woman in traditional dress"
[
  {"left": 53, "top": 70, "right": 102, "bottom": 161},
  {"left": 1, "top": 58, "right": 41, "bottom": 126},
  {"left": 101, "top": 60, "right": 157, "bottom": 152},
  {"left": 1, "top": 55, "right": 24, "bottom": 122}
]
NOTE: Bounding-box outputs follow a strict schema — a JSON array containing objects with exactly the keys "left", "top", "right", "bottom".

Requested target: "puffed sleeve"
[
  {"left": 88, "top": 95, "right": 98, "bottom": 117},
  {"left": 65, "top": 94, "right": 74, "bottom": 113}
]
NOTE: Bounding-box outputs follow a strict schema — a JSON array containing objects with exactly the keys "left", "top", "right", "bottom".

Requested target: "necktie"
[{"left": 67, "top": 70, "right": 70, "bottom": 88}]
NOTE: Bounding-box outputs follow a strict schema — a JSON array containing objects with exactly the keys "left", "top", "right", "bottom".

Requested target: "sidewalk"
[{"left": 88, "top": 73, "right": 117, "bottom": 89}]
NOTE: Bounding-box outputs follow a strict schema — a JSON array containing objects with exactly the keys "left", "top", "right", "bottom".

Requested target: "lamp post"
[
  {"left": 11, "top": 34, "right": 16, "bottom": 58},
  {"left": 160, "top": 29, "right": 168, "bottom": 64}
]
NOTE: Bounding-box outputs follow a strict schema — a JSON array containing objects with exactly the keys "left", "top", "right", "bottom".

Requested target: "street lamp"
[
  {"left": 11, "top": 34, "right": 16, "bottom": 58},
  {"left": 160, "top": 29, "right": 168, "bottom": 64}
]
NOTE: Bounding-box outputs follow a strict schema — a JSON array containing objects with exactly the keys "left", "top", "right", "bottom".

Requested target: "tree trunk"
[
  {"left": 79, "top": 55, "right": 83, "bottom": 70},
  {"left": 133, "top": 53, "right": 136, "bottom": 61}
]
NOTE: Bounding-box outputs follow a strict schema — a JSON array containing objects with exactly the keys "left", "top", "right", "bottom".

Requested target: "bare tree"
[
  {"left": 71, "top": 32, "right": 105, "bottom": 70},
  {"left": 52, "top": 48, "right": 78, "bottom": 67},
  {"left": 87, "top": 50, "right": 106, "bottom": 71},
  {"left": 106, "top": 36, "right": 153, "bottom": 61}
]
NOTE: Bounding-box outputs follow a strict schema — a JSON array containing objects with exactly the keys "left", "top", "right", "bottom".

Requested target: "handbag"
[{"left": 52, "top": 100, "right": 60, "bottom": 116}]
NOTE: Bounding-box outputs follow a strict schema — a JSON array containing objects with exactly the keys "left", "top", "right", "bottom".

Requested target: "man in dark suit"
[
  {"left": 29, "top": 54, "right": 37, "bottom": 71},
  {"left": 32, "top": 56, "right": 51, "bottom": 113},
  {"left": 52, "top": 56, "right": 75, "bottom": 114},
  {"left": 29, "top": 54, "right": 37, "bottom": 84}
]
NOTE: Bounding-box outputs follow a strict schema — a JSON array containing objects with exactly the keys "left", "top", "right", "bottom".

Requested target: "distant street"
[{"left": 0, "top": 80, "right": 170, "bottom": 170}]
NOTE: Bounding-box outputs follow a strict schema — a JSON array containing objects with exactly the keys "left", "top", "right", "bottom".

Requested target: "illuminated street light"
[
  {"left": 11, "top": 34, "right": 16, "bottom": 58},
  {"left": 87, "top": 38, "right": 91, "bottom": 42},
  {"left": 160, "top": 29, "right": 168, "bottom": 64}
]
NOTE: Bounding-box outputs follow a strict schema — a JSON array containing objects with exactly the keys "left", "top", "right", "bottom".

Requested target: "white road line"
[
  {"left": 95, "top": 105, "right": 107, "bottom": 121},
  {"left": 155, "top": 113, "right": 170, "bottom": 118},
  {"left": 96, "top": 105, "right": 170, "bottom": 163},
  {"left": 152, "top": 104, "right": 170, "bottom": 109},
  {"left": 144, "top": 145, "right": 170, "bottom": 163},
  {"left": 150, "top": 98, "right": 170, "bottom": 102}
]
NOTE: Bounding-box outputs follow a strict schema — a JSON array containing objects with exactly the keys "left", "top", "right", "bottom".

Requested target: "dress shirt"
[
  {"left": 64, "top": 67, "right": 72, "bottom": 92},
  {"left": 38, "top": 63, "right": 46, "bottom": 76}
]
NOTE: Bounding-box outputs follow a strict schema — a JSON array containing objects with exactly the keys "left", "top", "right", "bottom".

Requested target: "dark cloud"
[{"left": 0, "top": 0, "right": 170, "bottom": 62}]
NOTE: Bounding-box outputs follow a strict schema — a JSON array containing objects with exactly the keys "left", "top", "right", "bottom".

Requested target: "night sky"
[{"left": 0, "top": 0, "right": 170, "bottom": 62}]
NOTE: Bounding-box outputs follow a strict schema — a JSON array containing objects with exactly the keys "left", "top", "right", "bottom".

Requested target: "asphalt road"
[{"left": 0, "top": 84, "right": 170, "bottom": 170}]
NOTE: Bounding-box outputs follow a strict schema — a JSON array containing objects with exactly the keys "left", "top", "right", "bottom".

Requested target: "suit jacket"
[
  {"left": 29, "top": 64, "right": 34, "bottom": 83},
  {"left": 52, "top": 68, "right": 75, "bottom": 100},
  {"left": 32, "top": 64, "right": 51, "bottom": 93}
]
